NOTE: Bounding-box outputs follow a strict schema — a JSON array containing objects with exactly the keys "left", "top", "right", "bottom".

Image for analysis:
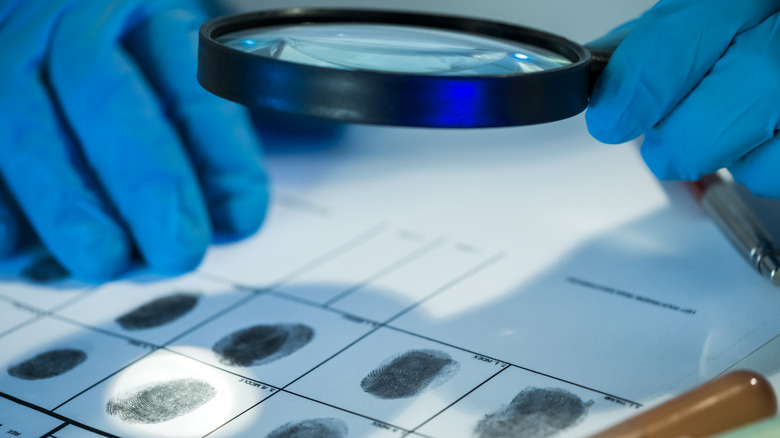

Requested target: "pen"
[
  {"left": 588, "top": 370, "right": 777, "bottom": 438},
  {"left": 688, "top": 172, "right": 780, "bottom": 286}
]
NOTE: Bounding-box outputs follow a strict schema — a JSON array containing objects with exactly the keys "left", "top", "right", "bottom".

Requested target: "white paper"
[{"left": 1, "top": 115, "right": 779, "bottom": 438}]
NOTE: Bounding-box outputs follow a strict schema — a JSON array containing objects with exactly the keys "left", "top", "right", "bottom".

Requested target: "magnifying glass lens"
[
  {"left": 200, "top": 9, "right": 593, "bottom": 126},
  {"left": 217, "top": 23, "right": 573, "bottom": 76}
]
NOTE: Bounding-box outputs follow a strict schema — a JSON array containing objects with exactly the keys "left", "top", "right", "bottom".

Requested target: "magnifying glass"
[{"left": 198, "top": 8, "right": 612, "bottom": 128}]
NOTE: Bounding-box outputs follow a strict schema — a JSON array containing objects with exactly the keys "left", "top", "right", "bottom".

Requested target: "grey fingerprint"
[
  {"left": 360, "top": 349, "right": 460, "bottom": 399},
  {"left": 7, "top": 348, "right": 87, "bottom": 380},
  {"left": 212, "top": 323, "right": 314, "bottom": 367},
  {"left": 20, "top": 256, "right": 68, "bottom": 283},
  {"left": 115, "top": 292, "right": 200, "bottom": 330},
  {"left": 266, "top": 418, "right": 348, "bottom": 438},
  {"left": 106, "top": 378, "right": 216, "bottom": 424},
  {"left": 474, "top": 387, "right": 591, "bottom": 438}
]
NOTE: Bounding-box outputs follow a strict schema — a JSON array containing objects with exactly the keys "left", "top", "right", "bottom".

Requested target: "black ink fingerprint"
[
  {"left": 474, "top": 387, "right": 592, "bottom": 438},
  {"left": 106, "top": 378, "right": 216, "bottom": 424},
  {"left": 266, "top": 418, "right": 348, "bottom": 438},
  {"left": 7, "top": 348, "right": 87, "bottom": 380},
  {"left": 115, "top": 292, "right": 200, "bottom": 330},
  {"left": 360, "top": 349, "right": 460, "bottom": 399},
  {"left": 20, "top": 256, "right": 69, "bottom": 283},
  {"left": 212, "top": 323, "right": 314, "bottom": 367}
]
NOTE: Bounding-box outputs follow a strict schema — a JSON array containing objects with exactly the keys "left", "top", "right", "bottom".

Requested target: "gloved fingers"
[
  {"left": 47, "top": 0, "right": 210, "bottom": 275},
  {"left": 729, "top": 135, "right": 780, "bottom": 199},
  {"left": 0, "top": 179, "right": 21, "bottom": 258},
  {"left": 123, "top": 2, "right": 269, "bottom": 239},
  {"left": 639, "top": 11, "right": 780, "bottom": 182},
  {"left": 0, "top": 79, "right": 131, "bottom": 280},
  {"left": 586, "top": 19, "right": 638, "bottom": 53},
  {"left": 0, "top": 0, "right": 66, "bottom": 56},
  {"left": 586, "top": 0, "right": 780, "bottom": 144}
]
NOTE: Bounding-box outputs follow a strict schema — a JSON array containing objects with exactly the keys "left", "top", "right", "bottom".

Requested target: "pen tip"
[
  {"left": 770, "top": 270, "right": 780, "bottom": 287},
  {"left": 758, "top": 253, "right": 780, "bottom": 287}
]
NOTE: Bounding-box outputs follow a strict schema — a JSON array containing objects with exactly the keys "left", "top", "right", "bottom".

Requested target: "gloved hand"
[
  {"left": 586, "top": 0, "right": 780, "bottom": 198},
  {"left": 0, "top": 0, "right": 268, "bottom": 281}
]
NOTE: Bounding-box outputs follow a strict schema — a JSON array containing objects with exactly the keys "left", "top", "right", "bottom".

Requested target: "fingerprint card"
[
  {"left": 0, "top": 396, "right": 63, "bottom": 437},
  {"left": 199, "top": 200, "right": 379, "bottom": 288},
  {"left": 287, "top": 327, "right": 506, "bottom": 430},
  {"left": 167, "top": 293, "right": 376, "bottom": 387},
  {"left": 0, "top": 298, "right": 40, "bottom": 334},
  {"left": 275, "top": 228, "right": 438, "bottom": 305},
  {"left": 0, "top": 317, "right": 149, "bottom": 410},
  {"left": 55, "top": 273, "right": 252, "bottom": 346},
  {"left": 57, "top": 349, "right": 275, "bottom": 438},
  {"left": 417, "top": 366, "right": 633, "bottom": 438},
  {"left": 331, "top": 241, "right": 495, "bottom": 321},
  {"left": 209, "top": 390, "right": 406, "bottom": 438}
]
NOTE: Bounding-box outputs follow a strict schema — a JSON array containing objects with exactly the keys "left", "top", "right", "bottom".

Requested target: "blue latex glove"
[
  {"left": 0, "top": 0, "right": 268, "bottom": 281},
  {"left": 587, "top": 0, "right": 780, "bottom": 198}
]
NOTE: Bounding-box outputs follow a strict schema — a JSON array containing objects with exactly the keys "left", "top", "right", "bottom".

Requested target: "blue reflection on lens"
[
  {"left": 242, "top": 39, "right": 257, "bottom": 46},
  {"left": 513, "top": 53, "right": 529, "bottom": 60}
]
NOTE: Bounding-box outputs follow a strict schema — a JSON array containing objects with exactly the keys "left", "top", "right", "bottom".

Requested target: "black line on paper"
[
  {"left": 158, "top": 348, "right": 284, "bottom": 398},
  {"left": 0, "top": 314, "right": 44, "bottom": 340},
  {"left": 322, "top": 237, "right": 445, "bottom": 307},
  {"left": 196, "top": 222, "right": 386, "bottom": 290},
  {"left": 46, "top": 312, "right": 168, "bottom": 351},
  {"left": 45, "top": 421, "right": 69, "bottom": 437},
  {"left": 410, "top": 365, "right": 510, "bottom": 433},
  {"left": 202, "top": 392, "right": 284, "bottom": 438},
  {"left": 163, "top": 292, "right": 259, "bottom": 346},
  {"left": 384, "top": 251, "right": 506, "bottom": 325},
  {"left": 46, "top": 286, "right": 101, "bottom": 314},
  {"left": 567, "top": 277, "right": 697, "bottom": 315},
  {"left": 52, "top": 349, "right": 159, "bottom": 412},
  {"left": 0, "top": 391, "right": 119, "bottom": 438},
  {"left": 278, "top": 326, "right": 382, "bottom": 390},
  {"left": 272, "top": 391, "right": 416, "bottom": 435},
  {"left": 271, "top": 223, "right": 388, "bottom": 289},
  {"left": 403, "top": 433, "right": 435, "bottom": 438}
]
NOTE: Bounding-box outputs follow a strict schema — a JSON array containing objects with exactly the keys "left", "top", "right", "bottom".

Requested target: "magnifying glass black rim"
[{"left": 198, "top": 8, "right": 593, "bottom": 128}]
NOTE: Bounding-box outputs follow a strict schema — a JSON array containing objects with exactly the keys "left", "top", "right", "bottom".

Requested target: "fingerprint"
[
  {"left": 106, "top": 378, "right": 216, "bottom": 424},
  {"left": 360, "top": 349, "right": 460, "bottom": 399},
  {"left": 20, "top": 256, "right": 69, "bottom": 283},
  {"left": 7, "top": 348, "right": 87, "bottom": 380},
  {"left": 474, "top": 387, "right": 591, "bottom": 438},
  {"left": 266, "top": 418, "right": 348, "bottom": 438},
  {"left": 212, "top": 323, "right": 314, "bottom": 367},
  {"left": 115, "top": 292, "right": 200, "bottom": 330}
]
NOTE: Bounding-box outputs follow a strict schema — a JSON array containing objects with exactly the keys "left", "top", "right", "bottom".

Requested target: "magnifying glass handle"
[{"left": 587, "top": 46, "right": 613, "bottom": 88}]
